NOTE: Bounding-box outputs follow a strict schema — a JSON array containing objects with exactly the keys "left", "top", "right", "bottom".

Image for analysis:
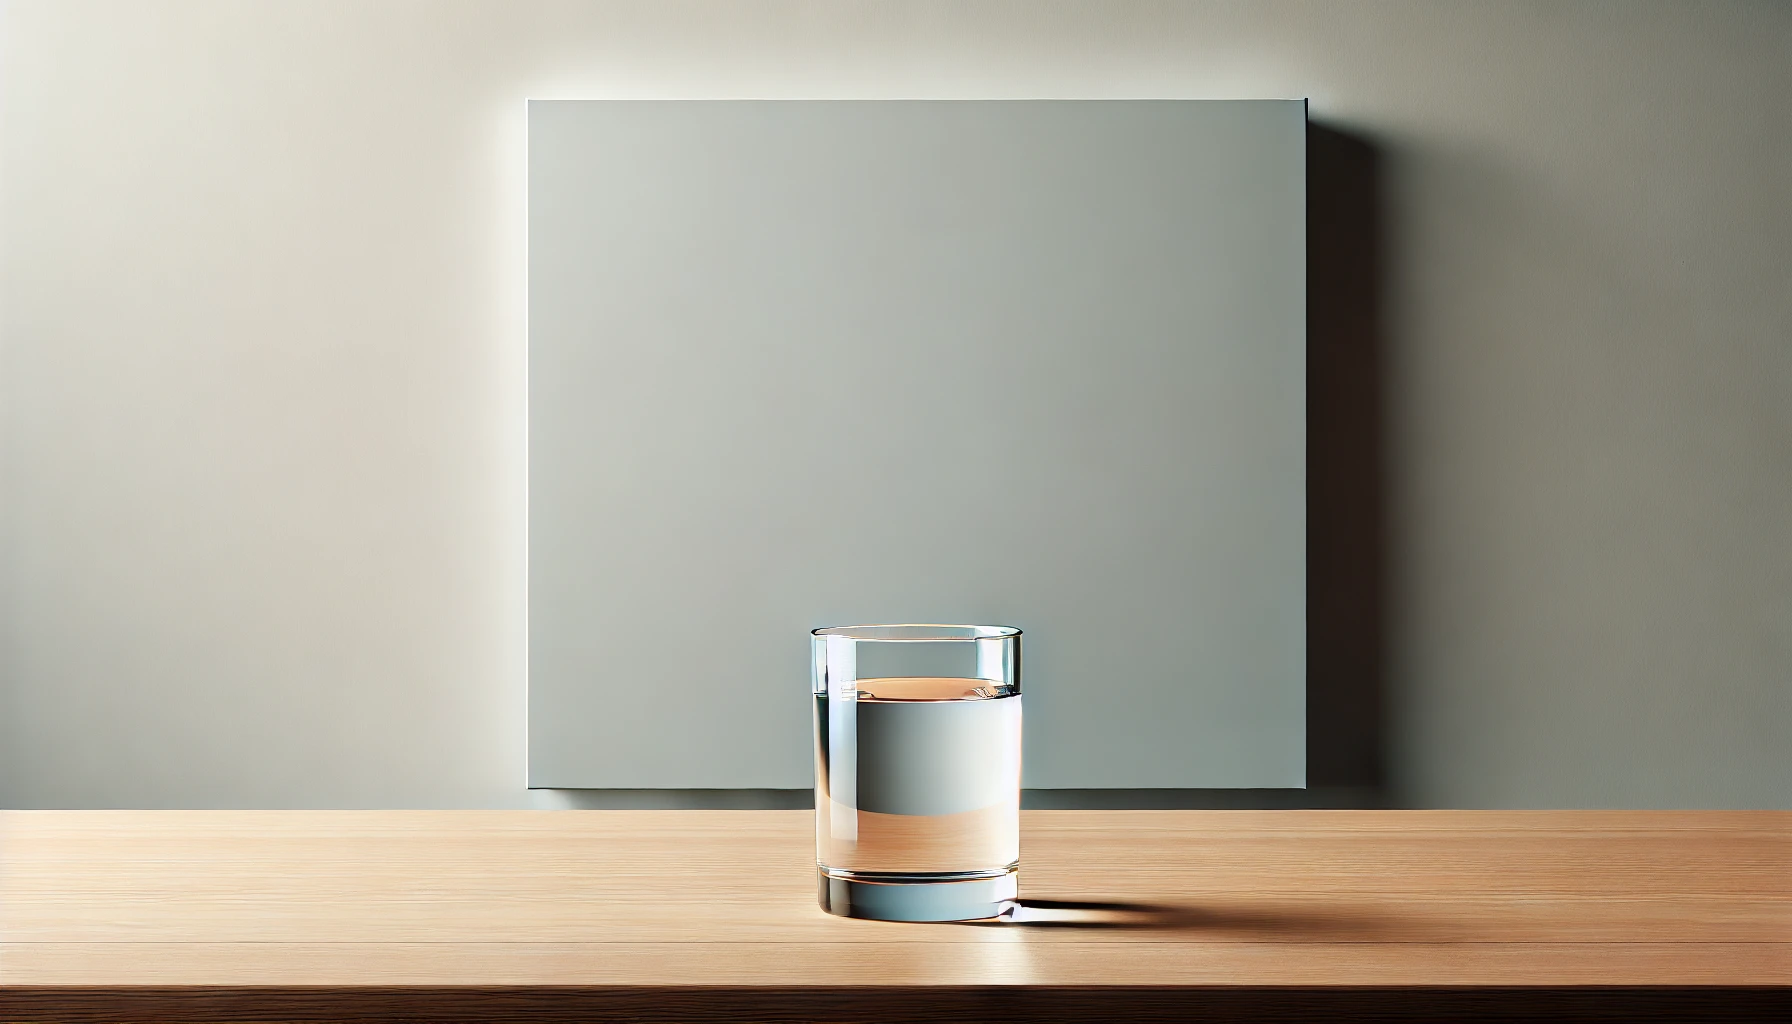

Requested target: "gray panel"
[{"left": 528, "top": 100, "right": 1305, "bottom": 790}]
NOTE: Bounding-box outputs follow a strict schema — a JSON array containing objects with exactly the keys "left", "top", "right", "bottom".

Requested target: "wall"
[{"left": 3, "top": 0, "right": 1787, "bottom": 809}]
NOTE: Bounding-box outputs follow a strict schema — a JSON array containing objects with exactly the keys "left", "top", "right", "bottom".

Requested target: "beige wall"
[{"left": 3, "top": 1, "right": 1787, "bottom": 808}]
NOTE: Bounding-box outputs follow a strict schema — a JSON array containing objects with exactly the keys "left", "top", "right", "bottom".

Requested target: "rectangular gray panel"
[{"left": 529, "top": 100, "right": 1305, "bottom": 789}]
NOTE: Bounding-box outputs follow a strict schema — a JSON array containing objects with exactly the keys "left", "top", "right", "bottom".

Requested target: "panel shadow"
[{"left": 1305, "top": 121, "right": 1389, "bottom": 806}]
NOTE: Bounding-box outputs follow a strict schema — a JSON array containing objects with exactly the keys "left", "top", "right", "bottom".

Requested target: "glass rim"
[{"left": 811, "top": 623, "right": 1021, "bottom": 642}]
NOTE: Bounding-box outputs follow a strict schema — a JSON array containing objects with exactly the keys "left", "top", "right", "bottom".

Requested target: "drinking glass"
[{"left": 811, "top": 624, "right": 1022, "bottom": 921}]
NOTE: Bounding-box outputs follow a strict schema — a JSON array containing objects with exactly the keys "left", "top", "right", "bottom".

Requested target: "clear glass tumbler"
[{"left": 812, "top": 624, "right": 1022, "bottom": 921}]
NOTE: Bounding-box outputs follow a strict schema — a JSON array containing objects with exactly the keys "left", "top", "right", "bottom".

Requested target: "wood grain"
[{"left": 1, "top": 809, "right": 1787, "bottom": 1020}]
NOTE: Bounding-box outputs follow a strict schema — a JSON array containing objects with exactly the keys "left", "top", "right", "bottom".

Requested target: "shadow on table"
[{"left": 961, "top": 898, "right": 1391, "bottom": 938}]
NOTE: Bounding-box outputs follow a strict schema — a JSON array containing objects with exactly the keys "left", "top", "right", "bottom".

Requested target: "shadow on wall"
[
  {"left": 545, "top": 121, "right": 1391, "bottom": 814},
  {"left": 1304, "top": 121, "right": 1389, "bottom": 808}
]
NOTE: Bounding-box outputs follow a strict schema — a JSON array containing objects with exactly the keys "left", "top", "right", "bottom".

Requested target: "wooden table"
[{"left": 1, "top": 810, "right": 1786, "bottom": 1021}]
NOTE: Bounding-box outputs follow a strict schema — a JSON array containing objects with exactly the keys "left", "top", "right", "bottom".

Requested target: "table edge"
[{"left": 4, "top": 984, "right": 1791, "bottom": 1023}]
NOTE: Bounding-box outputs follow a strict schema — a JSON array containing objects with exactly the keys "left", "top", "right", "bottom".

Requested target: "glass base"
[{"left": 817, "top": 866, "right": 1018, "bottom": 922}]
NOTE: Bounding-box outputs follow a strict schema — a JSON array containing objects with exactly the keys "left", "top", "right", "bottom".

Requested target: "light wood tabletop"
[{"left": 1, "top": 810, "right": 1787, "bottom": 1021}]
